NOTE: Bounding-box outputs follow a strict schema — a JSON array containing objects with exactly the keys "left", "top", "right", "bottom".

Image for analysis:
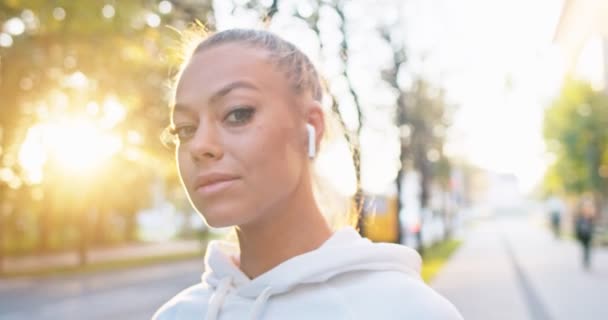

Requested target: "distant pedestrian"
[
  {"left": 575, "top": 198, "right": 596, "bottom": 270},
  {"left": 545, "top": 195, "right": 565, "bottom": 238}
]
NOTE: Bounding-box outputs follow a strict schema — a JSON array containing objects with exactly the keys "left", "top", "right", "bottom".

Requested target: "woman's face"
[{"left": 173, "top": 43, "right": 311, "bottom": 228}]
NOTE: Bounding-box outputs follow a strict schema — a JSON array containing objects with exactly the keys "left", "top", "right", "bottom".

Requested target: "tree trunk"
[
  {"left": 352, "top": 143, "right": 364, "bottom": 235},
  {"left": 395, "top": 167, "right": 404, "bottom": 244},
  {"left": 418, "top": 155, "right": 431, "bottom": 257},
  {"left": 38, "top": 196, "right": 52, "bottom": 253},
  {"left": 77, "top": 207, "right": 92, "bottom": 266},
  {"left": 125, "top": 210, "right": 138, "bottom": 242}
]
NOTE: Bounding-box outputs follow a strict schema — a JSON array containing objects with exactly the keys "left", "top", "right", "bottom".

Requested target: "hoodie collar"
[
  {"left": 201, "top": 226, "right": 421, "bottom": 298},
  {"left": 201, "top": 227, "right": 421, "bottom": 319}
]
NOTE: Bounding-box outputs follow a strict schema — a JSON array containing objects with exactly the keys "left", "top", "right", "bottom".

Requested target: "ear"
[{"left": 305, "top": 101, "right": 325, "bottom": 155}]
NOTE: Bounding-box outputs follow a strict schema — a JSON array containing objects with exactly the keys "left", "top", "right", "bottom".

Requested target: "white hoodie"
[{"left": 153, "top": 227, "right": 462, "bottom": 320}]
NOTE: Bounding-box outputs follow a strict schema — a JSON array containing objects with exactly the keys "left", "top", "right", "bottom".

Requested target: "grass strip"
[{"left": 421, "top": 239, "right": 462, "bottom": 283}]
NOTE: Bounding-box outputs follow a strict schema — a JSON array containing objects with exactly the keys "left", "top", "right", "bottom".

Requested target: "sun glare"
[
  {"left": 19, "top": 117, "right": 122, "bottom": 182},
  {"left": 18, "top": 126, "right": 46, "bottom": 184},
  {"left": 100, "top": 95, "right": 127, "bottom": 128}
]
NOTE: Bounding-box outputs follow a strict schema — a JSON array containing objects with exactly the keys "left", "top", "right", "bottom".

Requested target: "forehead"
[{"left": 175, "top": 43, "right": 289, "bottom": 104}]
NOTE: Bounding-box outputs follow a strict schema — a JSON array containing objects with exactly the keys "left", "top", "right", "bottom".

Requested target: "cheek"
[{"left": 238, "top": 125, "right": 303, "bottom": 191}]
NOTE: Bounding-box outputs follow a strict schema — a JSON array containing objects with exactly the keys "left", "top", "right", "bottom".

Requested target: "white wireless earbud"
[{"left": 306, "top": 123, "right": 316, "bottom": 159}]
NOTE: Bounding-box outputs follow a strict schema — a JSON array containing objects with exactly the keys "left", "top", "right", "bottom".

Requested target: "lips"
[{"left": 194, "top": 173, "right": 239, "bottom": 195}]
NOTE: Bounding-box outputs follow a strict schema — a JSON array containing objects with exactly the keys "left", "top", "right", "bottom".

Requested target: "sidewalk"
[
  {"left": 432, "top": 213, "right": 608, "bottom": 320},
  {"left": 1, "top": 240, "right": 204, "bottom": 275},
  {"left": 502, "top": 214, "right": 608, "bottom": 320},
  {"left": 431, "top": 217, "right": 531, "bottom": 320}
]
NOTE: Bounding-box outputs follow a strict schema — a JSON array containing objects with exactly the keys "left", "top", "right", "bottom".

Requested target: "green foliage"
[{"left": 543, "top": 79, "right": 608, "bottom": 197}]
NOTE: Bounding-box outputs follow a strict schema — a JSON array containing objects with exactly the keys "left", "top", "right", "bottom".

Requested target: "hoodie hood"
[{"left": 201, "top": 227, "right": 422, "bottom": 319}]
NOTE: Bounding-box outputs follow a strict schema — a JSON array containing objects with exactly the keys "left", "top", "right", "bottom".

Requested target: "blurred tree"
[
  {"left": 379, "top": 20, "right": 453, "bottom": 242},
  {"left": 543, "top": 79, "right": 608, "bottom": 218},
  {"left": 0, "top": 0, "right": 215, "bottom": 267},
  {"left": 406, "top": 79, "right": 451, "bottom": 210},
  {"left": 379, "top": 25, "right": 407, "bottom": 243},
  {"left": 386, "top": 71, "right": 452, "bottom": 249}
]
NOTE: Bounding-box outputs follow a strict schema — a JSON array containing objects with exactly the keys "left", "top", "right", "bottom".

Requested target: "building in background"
[{"left": 554, "top": 0, "right": 608, "bottom": 92}]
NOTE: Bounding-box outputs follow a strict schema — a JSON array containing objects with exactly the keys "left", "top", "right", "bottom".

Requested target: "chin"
[
  {"left": 195, "top": 203, "right": 247, "bottom": 229},
  {"left": 202, "top": 215, "right": 236, "bottom": 228}
]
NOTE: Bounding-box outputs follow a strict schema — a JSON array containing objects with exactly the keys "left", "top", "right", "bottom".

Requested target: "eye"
[
  {"left": 225, "top": 107, "right": 255, "bottom": 125},
  {"left": 170, "top": 125, "right": 197, "bottom": 142}
]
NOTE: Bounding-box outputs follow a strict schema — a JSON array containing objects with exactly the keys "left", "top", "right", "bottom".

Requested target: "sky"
[{"left": 399, "top": 0, "right": 567, "bottom": 193}]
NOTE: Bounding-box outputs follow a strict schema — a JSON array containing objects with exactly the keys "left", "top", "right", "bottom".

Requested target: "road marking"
[{"left": 501, "top": 233, "right": 553, "bottom": 320}]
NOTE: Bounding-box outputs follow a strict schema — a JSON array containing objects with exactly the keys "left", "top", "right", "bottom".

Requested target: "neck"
[{"left": 235, "top": 178, "right": 332, "bottom": 279}]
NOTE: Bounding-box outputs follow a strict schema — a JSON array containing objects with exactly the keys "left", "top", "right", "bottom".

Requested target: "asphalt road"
[{"left": 0, "top": 258, "right": 204, "bottom": 320}]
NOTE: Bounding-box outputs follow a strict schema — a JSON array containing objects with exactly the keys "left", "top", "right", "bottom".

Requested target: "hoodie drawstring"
[
  {"left": 206, "top": 277, "right": 232, "bottom": 320},
  {"left": 249, "top": 286, "right": 273, "bottom": 320}
]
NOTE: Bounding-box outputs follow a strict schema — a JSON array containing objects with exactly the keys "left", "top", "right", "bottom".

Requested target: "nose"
[{"left": 188, "top": 123, "right": 224, "bottom": 164}]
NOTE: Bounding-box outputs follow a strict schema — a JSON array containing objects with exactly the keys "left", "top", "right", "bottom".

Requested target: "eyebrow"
[
  {"left": 173, "top": 80, "right": 260, "bottom": 115},
  {"left": 211, "top": 80, "right": 260, "bottom": 102}
]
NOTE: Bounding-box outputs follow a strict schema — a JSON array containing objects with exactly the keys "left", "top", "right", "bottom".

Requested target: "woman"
[
  {"left": 154, "top": 28, "right": 462, "bottom": 320},
  {"left": 575, "top": 198, "right": 596, "bottom": 270}
]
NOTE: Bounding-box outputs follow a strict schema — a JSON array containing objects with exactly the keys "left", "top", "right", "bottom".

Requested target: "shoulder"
[
  {"left": 327, "top": 270, "right": 463, "bottom": 320},
  {"left": 152, "top": 283, "right": 212, "bottom": 320}
]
